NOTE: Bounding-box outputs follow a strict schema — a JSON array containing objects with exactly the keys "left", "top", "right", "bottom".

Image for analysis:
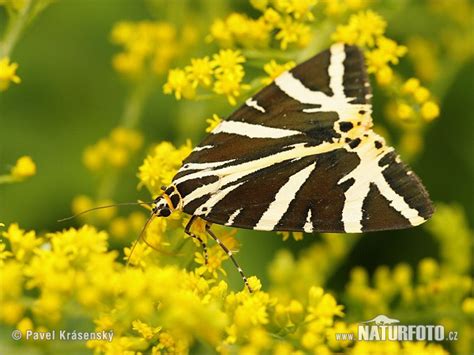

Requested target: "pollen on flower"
[
  {"left": 0, "top": 57, "right": 21, "bottom": 91},
  {"left": 10, "top": 156, "right": 36, "bottom": 180}
]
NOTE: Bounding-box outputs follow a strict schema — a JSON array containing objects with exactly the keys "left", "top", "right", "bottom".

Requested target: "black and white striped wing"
[{"left": 172, "top": 44, "right": 434, "bottom": 233}]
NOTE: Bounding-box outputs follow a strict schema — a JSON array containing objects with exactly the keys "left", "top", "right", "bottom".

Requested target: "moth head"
[{"left": 152, "top": 196, "right": 172, "bottom": 217}]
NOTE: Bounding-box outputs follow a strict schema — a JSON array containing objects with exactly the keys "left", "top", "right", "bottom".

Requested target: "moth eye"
[{"left": 161, "top": 208, "right": 171, "bottom": 217}]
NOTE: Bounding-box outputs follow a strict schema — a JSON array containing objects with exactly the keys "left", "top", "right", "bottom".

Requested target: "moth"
[{"left": 143, "top": 44, "right": 434, "bottom": 291}]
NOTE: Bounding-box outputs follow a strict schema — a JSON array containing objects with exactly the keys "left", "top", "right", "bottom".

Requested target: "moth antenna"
[
  {"left": 126, "top": 213, "right": 155, "bottom": 267},
  {"left": 57, "top": 201, "right": 154, "bottom": 222}
]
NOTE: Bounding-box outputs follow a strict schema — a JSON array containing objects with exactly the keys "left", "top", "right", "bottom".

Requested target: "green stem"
[
  {"left": 0, "top": 175, "right": 16, "bottom": 184},
  {"left": 96, "top": 76, "right": 153, "bottom": 200},
  {"left": 120, "top": 77, "right": 153, "bottom": 129},
  {"left": 0, "top": 0, "right": 33, "bottom": 58}
]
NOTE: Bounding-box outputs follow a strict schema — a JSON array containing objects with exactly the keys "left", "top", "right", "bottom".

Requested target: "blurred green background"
[{"left": 0, "top": 0, "right": 473, "bottom": 292}]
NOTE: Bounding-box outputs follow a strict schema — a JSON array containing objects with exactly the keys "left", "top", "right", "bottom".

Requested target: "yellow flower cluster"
[
  {"left": 71, "top": 195, "right": 117, "bottom": 223},
  {"left": 382, "top": 76, "right": 439, "bottom": 159},
  {"left": 10, "top": 155, "right": 36, "bottom": 180},
  {"left": 2, "top": 215, "right": 460, "bottom": 354},
  {"left": 209, "top": 0, "right": 316, "bottom": 50},
  {"left": 111, "top": 21, "right": 194, "bottom": 77},
  {"left": 406, "top": 36, "right": 439, "bottom": 83},
  {"left": 401, "top": 78, "right": 440, "bottom": 122},
  {"left": 321, "top": 0, "right": 371, "bottom": 17},
  {"left": 205, "top": 114, "right": 223, "bottom": 132},
  {"left": 138, "top": 140, "right": 192, "bottom": 196},
  {"left": 269, "top": 233, "right": 357, "bottom": 298},
  {"left": 1, "top": 155, "right": 36, "bottom": 184},
  {"left": 83, "top": 126, "right": 143, "bottom": 171},
  {"left": 261, "top": 59, "right": 296, "bottom": 84},
  {"left": 332, "top": 10, "right": 407, "bottom": 86},
  {"left": 164, "top": 49, "right": 249, "bottom": 105},
  {"left": 0, "top": 57, "right": 21, "bottom": 91}
]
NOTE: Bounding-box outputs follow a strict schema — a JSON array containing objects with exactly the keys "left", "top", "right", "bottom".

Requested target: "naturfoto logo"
[{"left": 357, "top": 314, "right": 457, "bottom": 342}]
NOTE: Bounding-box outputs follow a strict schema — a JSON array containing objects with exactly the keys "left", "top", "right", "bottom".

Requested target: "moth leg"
[
  {"left": 185, "top": 215, "right": 209, "bottom": 265},
  {"left": 205, "top": 223, "right": 253, "bottom": 293}
]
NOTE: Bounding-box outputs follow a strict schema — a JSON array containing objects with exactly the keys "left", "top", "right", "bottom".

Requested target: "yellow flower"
[
  {"left": 0, "top": 57, "right": 21, "bottom": 91},
  {"left": 261, "top": 60, "right": 296, "bottom": 84},
  {"left": 71, "top": 195, "right": 94, "bottom": 218},
  {"left": 413, "top": 86, "right": 430, "bottom": 103},
  {"left": 276, "top": 17, "right": 311, "bottom": 50},
  {"left": 138, "top": 140, "right": 192, "bottom": 195},
  {"left": 211, "top": 49, "right": 246, "bottom": 75},
  {"left": 208, "top": 19, "right": 233, "bottom": 47},
  {"left": 263, "top": 8, "right": 281, "bottom": 24},
  {"left": 278, "top": 231, "right": 304, "bottom": 241},
  {"left": 332, "top": 10, "right": 386, "bottom": 47},
  {"left": 462, "top": 298, "right": 474, "bottom": 315},
  {"left": 247, "top": 276, "right": 262, "bottom": 292},
  {"left": 402, "top": 77, "right": 421, "bottom": 93},
  {"left": 110, "top": 21, "right": 134, "bottom": 45},
  {"left": 2, "top": 224, "right": 43, "bottom": 261},
  {"left": 396, "top": 102, "right": 414, "bottom": 120},
  {"left": 195, "top": 247, "right": 227, "bottom": 278},
  {"left": 205, "top": 114, "right": 222, "bottom": 133},
  {"left": 163, "top": 68, "right": 195, "bottom": 100},
  {"left": 112, "top": 52, "right": 143, "bottom": 76},
  {"left": 82, "top": 146, "right": 103, "bottom": 171},
  {"left": 110, "top": 127, "right": 143, "bottom": 151},
  {"left": 213, "top": 69, "right": 249, "bottom": 106},
  {"left": 132, "top": 320, "right": 161, "bottom": 340},
  {"left": 276, "top": 0, "right": 318, "bottom": 21},
  {"left": 10, "top": 156, "right": 36, "bottom": 180},
  {"left": 306, "top": 287, "right": 344, "bottom": 322},
  {"left": 16, "top": 317, "right": 33, "bottom": 337},
  {"left": 0, "top": 242, "right": 12, "bottom": 265},
  {"left": 185, "top": 57, "right": 215, "bottom": 88},
  {"left": 111, "top": 20, "right": 179, "bottom": 77},
  {"left": 109, "top": 217, "right": 129, "bottom": 239},
  {"left": 375, "top": 65, "right": 393, "bottom": 86},
  {"left": 421, "top": 101, "right": 440, "bottom": 121},
  {"left": 418, "top": 258, "right": 439, "bottom": 282},
  {"left": 250, "top": 0, "right": 268, "bottom": 11}
]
